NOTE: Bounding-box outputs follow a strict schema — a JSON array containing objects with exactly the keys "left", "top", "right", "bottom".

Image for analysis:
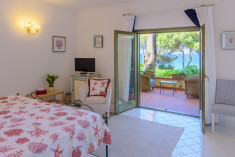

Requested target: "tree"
[
  {"left": 158, "top": 32, "right": 200, "bottom": 68},
  {"left": 140, "top": 32, "right": 199, "bottom": 72},
  {"left": 143, "top": 34, "right": 157, "bottom": 72},
  {"left": 140, "top": 34, "right": 177, "bottom": 71}
]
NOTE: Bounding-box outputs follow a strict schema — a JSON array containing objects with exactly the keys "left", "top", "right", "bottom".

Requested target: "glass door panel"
[{"left": 115, "top": 31, "right": 138, "bottom": 114}]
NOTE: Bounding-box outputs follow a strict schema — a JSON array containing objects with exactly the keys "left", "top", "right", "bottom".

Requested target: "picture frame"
[
  {"left": 222, "top": 32, "right": 235, "bottom": 49},
  {"left": 52, "top": 36, "right": 66, "bottom": 52},
  {"left": 94, "top": 35, "right": 103, "bottom": 48}
]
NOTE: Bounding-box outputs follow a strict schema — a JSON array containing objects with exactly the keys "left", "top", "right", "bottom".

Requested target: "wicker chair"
[
  {"left": 185, "top": 76, "right": 200, "bottom": 98},
  {"left": 140, "top": 72, "right": 155, "bottom": 91}
]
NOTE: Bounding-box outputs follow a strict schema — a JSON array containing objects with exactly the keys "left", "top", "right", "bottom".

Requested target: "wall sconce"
[{"left": 24, "top": 22, "right": 40, "bottom": 36}]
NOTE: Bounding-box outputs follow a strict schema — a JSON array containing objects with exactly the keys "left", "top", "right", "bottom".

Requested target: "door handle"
[{"left": 205, "top": 74, "right": 209, "bottom": 82}]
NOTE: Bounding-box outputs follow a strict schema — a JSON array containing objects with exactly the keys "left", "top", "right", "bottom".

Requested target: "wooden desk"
[{"left": 28, "top": 90, "right": 65, "bottom": 104}]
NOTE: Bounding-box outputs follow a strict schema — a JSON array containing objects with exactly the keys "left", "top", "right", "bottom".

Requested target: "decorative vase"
[{"left": 48, "top": 87, "right": 54, "bottom": 93}]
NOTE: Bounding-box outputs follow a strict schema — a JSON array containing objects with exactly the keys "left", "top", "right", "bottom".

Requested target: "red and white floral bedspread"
[{"left": 0, "top": 95, "right": 111, "bottom": 157}]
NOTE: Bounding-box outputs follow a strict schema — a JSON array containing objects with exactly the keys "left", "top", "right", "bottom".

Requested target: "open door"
[
  {"left": 114, "top": 30, "right": 139, "bottom": 114},
  {"left": 200, "top": 25, "right": 206, "bottom": 134}
]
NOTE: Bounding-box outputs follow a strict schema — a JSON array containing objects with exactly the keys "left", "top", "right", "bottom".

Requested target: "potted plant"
[{"left": 46, "top": 74, "right": 59, "bottom": 93}]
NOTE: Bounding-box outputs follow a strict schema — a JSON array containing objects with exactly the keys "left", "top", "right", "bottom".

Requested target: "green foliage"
[
  {"left": 140, "top": 32, "right": 200, "bottom": 70},
  {"left": 157, "top": 32, "right": 200, "bottom": 68},
  {"left": 180, "top": 65, "right": 200, "bottom": 77},
  {"left": 140, "top": 63, "right": 144, "bottom": 71},
  {"left": 155, "top": 69, "right": 180, "bottom": 77},
  {"left": 155, "top": 65, "right": 199, "bottom": 78},
  {"left": 146, "top": 69, "right": 154, "bottom": 72},
  {"left": 158, "top": 64, "right": 175, "bottom": 70},
  {"left": 46, "top": 74, "right": 59, "bottom": 87}
]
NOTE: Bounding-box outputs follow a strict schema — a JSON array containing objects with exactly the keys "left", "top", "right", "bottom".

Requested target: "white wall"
[
  {"left": 0, "top": 0, "right": 77, "bottom": 96},
  {"left": 77, "top": 0, "right": 235, "bottom": 113}
]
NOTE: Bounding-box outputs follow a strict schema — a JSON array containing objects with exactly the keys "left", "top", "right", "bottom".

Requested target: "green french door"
[
  {"left": 114, "top": 30, "right": 139, "bottom": 114},
  {"left": 200, "top": 25, "right": 206, "bottom": 134}
]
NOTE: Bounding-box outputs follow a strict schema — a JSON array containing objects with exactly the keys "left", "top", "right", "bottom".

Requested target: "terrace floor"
[{"left": 140, "top": 87, "right": 200, "bottom": 115}]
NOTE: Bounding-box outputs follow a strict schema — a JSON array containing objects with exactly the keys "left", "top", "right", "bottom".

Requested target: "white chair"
[
  {"left": 79, "top": 79, "right": 112, "bottom": 117},
  {"left": 211, "top": 79, "right": 235, "bottom": 133}
]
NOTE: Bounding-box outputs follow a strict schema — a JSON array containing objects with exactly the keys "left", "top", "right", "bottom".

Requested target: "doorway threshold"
[{"left": 139, "top": 105, "right": 200, "bottom": 118}]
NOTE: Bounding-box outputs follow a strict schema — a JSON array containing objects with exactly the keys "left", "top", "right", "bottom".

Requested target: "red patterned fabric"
[
  {"left": 0, "top": 95, "right": 111, "bottom": 157},
  {"left": 88, "top": 79, "right": 110, "bottom": 97}
]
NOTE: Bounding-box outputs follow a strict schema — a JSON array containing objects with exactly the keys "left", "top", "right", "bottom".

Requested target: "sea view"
[{"left": 140, "top": 50, "right": 200, "bottom": 70}]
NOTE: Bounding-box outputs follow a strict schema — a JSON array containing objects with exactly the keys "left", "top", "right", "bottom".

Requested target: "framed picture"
[
  {"left": 222, "top": 32, "right": 235, "bottom": 49},
  {"left": 52, "top": 36, "right": 66, "bottom": 52},
  {"left": 94, "top": 35, "right": 103, "bottom": 48}
]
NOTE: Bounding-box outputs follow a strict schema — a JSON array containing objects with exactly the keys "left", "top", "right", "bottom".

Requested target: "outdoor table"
[{"left": 159, "top": 81, "right": 178, "bottom": 95}]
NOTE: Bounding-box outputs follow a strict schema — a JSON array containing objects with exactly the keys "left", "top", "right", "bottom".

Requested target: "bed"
[{"left": 0, "top": 95, "right": 111, "bottom": 157}]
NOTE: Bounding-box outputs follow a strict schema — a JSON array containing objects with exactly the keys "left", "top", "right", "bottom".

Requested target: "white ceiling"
[{"left": 43, "top": 0, "right": 141, "bottom": 10}]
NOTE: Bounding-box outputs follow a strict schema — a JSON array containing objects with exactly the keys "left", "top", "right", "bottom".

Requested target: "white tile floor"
[
  {"left": 121, "top": 108, "right": 202, "bottom": 157},
  {"left": 91, "top": 107, "right": 235, "bottom": 157},
  {"left": 121, "top": 108, "right": 235, "bottom": 157}
]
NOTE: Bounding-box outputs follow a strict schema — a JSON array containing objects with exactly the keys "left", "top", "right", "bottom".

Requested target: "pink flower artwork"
[
  {"left": 229, "top": 37, "right": 234, "bottom": 44},
  {"left": 56, "top": 40, "right": 63, "bottom": 49}
]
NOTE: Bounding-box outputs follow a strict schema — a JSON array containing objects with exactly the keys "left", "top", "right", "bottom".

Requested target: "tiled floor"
[
  {"left": 91, "top": 107, "right": 235, "bottom": 157},
  {"left": 140, "top": 88, "right": 200, "bottom": 115},
  {"left": 121, "top": 108, "right": 202, "bottom": 157},
  {"left": 121, "top": 108, "right": 235, "bottom": 157}
]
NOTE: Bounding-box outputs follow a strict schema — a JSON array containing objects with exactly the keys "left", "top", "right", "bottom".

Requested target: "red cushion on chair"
[{"left": 88, "top": 79, "right": 110, "bottom": 97}]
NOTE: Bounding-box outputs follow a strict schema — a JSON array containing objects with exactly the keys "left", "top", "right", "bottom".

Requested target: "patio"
[{"left": 140, "top": 87, "right": 200, "bottom": 116}]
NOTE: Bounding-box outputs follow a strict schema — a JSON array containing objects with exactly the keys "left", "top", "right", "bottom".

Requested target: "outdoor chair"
[
  {"left": 140, "top": 71, "right": 155, "bottom": 91},
  {"left": 185, "top": 76, "right": 200, "bottom": 98}
]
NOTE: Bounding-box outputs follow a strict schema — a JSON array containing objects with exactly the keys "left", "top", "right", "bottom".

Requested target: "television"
[{"left": 75, "top": 58, "right": 95, "bottom": 73}]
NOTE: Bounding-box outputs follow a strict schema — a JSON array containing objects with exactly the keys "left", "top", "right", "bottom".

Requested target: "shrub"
[
  {"left": 155, "top": 65, "right": 199, "bottom": 77},
  {"left": 180, "top": 65, "right": 199, "bottom": 77}
]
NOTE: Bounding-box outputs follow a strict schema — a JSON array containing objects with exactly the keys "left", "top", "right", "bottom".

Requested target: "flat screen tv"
[{"left": 75, "top": 58, "right": 95, "bottom": 73}]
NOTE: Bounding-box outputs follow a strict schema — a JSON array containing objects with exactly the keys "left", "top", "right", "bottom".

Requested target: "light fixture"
[{"left": 24, "top": 22, "right": 40, "bottom": 36}]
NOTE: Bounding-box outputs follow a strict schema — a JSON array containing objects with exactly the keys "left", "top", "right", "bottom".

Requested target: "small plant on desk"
[{"left": 46, "top": 74, "right": 59, "bottom": 93}]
